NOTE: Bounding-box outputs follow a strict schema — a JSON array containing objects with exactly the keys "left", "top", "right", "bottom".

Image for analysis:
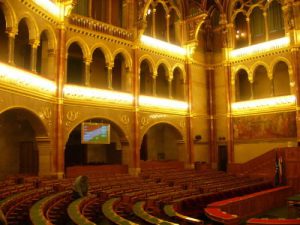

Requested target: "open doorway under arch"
[
  {"left": 140, "top": 123, "right": 183, "bottom": 162},
  {"left": 0, "top": 108, "right": 48, "bottom": 179},
  {"left": 64, "top": 118, "right": 129, "bottom": 177}
]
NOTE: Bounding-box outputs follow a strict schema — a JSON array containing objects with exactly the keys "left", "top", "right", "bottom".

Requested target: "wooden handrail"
[
  {"left": 133, "top": 201, "right": 179, "bottom": 225},
  {"left": 163, "top": 204, "right": 203, "bottom": 224},
  {"left": 67, "top": 197, "right": 96, "bottom": 225},
  {"left": 102, "top": 198, "right": 138, "bottom": 225}
]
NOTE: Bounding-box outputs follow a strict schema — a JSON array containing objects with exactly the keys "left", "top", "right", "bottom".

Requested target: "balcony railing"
[{"left": 69, "top": 14, "right": 134, "bottom": 41}]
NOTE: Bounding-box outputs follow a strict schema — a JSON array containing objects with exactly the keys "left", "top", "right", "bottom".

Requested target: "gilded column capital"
[
  {"left": 106, "top": 62, "right": 114, "bottom": 69},
  {"left": 6, "top": 27, "right": 17, "bottom": 37},
  {"left": 29, "top": 39, "right": 40, "bottom": 48}
]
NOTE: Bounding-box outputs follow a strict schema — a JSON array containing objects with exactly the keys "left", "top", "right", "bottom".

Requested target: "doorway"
[{"left": 218, "top": 145, "right": 228, "bottom": 172}]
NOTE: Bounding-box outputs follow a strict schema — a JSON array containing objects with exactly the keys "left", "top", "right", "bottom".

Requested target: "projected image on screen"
[{"left": 81, "top": 122, "right": 110, "bottom": 144}]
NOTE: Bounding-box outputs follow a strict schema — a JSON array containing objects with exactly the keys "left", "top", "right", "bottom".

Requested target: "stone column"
[
  {"left": 107, "top": 63, "right": 113, "bottom": 89},
  {"left": 225, "top": 63, "right": 234, "bottom": 163},
  {"left": 185, "top": 60, "right": 195, "bottom": 168},
  {"left": 36, "top": 137, "right": 53, "bottom": 176},
  {"left": 125, "top": 68, "right": 133, "bottom": 92},
  {"left": 246, "top": 17, "right": 251, "bottom": 45},
  {"left": 168, "top": 76, "right": 173, "bottom": 99},
  {"left": 7, "top": 31, "right": 16, "bottom": 65},
  {"left": 56, "top": 24, "right": 67, "bottom": 179},
  {"left": 270, "top": 78, "right": 274, "bottom": 97},
  {"left": 166, "top": 14, "right": 170, "bottom": 42},
  {"left": 152, "top": 72, "right": 157, "bottom": 96},
  {"left": 250, "top": 81, "right": 254, "bottom": 99},
  {"left": 207, "top": 68, "right": 217, "bottom": 166},
  {"left": 152, "top": 7, "right": 157, "bottom": 38},
  {"left": 130, "top": 46, "right": 141, "bottom": 176},
  {"left": 291, "top": 48, "right": 300, "bottom": 143},
  {"left": 263, "top": 12, "right": 269, "bottom": 41},
  {"left": 29, "top": 39, "right": 39, "bottom": 73},
  {"left": 47, "top": 49, "right": 56, "bottom": 79},
  {"left": 84, "top": 58, "right": 92, "bottom": 86}
]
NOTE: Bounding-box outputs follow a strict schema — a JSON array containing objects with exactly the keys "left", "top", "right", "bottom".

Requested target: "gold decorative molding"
[
  {"left": 140, "top": 117, "right": 149, "bottom": 130},
  {"left": 65, "top": 110, "right": 79, "bottom": 128},
  {"left": 230, "top": 37, "right": 290, "bottom": 59},
  {"left": 140, "top": 35, "right": 186, "bottom": 57},
  {"left": 63, "top": 85, "right": 133, "bottom": 107},
  {"left": 179, "top": 120, "right": 186, "bottom": 128},
  {"left": 139, "top": 95, "right": 188, "bottom": 115},
  {"left": 231, "top": 95, "right": 296, "bottom": 116},
  {"left": 120, "top": 114, "right": 130, "bottom": 125},
  {"left": 0, "top": 62, "right": 56, "bottom": 99}
]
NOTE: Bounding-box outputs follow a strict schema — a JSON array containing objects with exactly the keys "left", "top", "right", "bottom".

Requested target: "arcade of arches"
[{"left": 0, "top": 0, "right": 299, "bottom": 179}]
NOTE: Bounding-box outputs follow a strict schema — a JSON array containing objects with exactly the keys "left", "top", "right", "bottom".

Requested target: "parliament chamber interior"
[{"left": 0, "top": 0, "right": 300, "bottom": 224}]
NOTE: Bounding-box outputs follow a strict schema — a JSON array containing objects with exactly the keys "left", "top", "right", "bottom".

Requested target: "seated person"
[{"left": 72, "top": 175, "right": 89, "bottom": 199}]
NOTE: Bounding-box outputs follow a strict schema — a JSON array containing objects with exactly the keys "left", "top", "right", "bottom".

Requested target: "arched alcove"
[
  {"left": 234, "top": 12, "right": 248, "bottom": 48},
  {"left": 236, "top": 69, "right": 251, "bottom": 101},
  {"left": 140, "top": 59, "right": 153, "bottom": 95},
  {"left": 112, "top": 53, "right": 126, "bottom": 91},
  {"left": 145, "top": 4, "right": 153, "bottom": 36},
  {"left": 0, "top": 108, "right": 48, "bottom": 179},
  {"left": 156, "top": 64, "right": 169, "bottom": 98},
  {"left": 67, "top": 42, "right": 84, "bottom": 85},
  {"left": 36, "top": 30, "right": 49, "bottom": 76},
  {"left": 169, "top": 8, "right": 180, "bottom": 45},
  {"left": 0, "top": 5, "right": 8, "bottom": 62},
  {"left": 90, "top": 48, "right": 107, "bottom": 89},
  {"left": 15, "top": 18, "right": 30, "bottom": 70},
  {"left": 140, "top": 123, "right": 183, "bottom": 162},
  {"left": 65, "top": 118, "right": 128, "bottom": 168},
  {"left": 172, "top": 67, "right": 184, "bottom": 100},
  {"left": 268, "top": 0, "right": 284, "bottom": 40},
  {"left": 273, "top": 61, "right": 290, "bottom": 96},
  {"left": 155, "top": 3, "right": 167, "bottom": 41},
  {"left": 253, "top": 65, "right": 270, "bottom": 99},
  {"left": 250, "top": 7, "right": 265, "bottom": 44}
]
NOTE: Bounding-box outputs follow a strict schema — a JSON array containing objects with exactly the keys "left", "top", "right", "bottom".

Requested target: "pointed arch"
[
  {"left": 235, "top": 68, "right": 251, "bottom": 101},
  {"left": 172, "top": 66, "right": 185, "bottom": 100},
  {"left": 66, "top": 37, "right": 90, "bottom": 59},
  {"left": 250, "top": 61, "right": 270, "bottom": 80},
  {"left": 0, "top": 106, "right": 48, "bottom": 136},
  {"left": 169, "top": 5, "right": 182, "bottom": 20},
  {"left": 38, "top": 25, "right": 57, "bottom": 51},
  {"left": 155, "top": 59, "right": 171, "bottom": 77},
  {"left": 139, "top": 54, "right": 155, "bottom": 74},
  {"left": 66, "top": 41, "right": 85, "bottom": 85},
  {"left": 230, "top": 9, "right": 247, "bottom": 23},
  {"left": 252, "top": 64, "right": 271, "bottom": 99},
  {"left": 270, "top": 57, "right": 293, "bottom": 81},
  {"left": 193, "top": 13, "right": 208, "bottom": 41},
  {"left": 90, "top": 42, "right": 113, "bottom": 64},
  {"left": 233, "top": 65, "right": 251, "bottom": 81},
  {"left": 0, "top": 0, "right": 17, "bottom": 31},
  {"left": 66, "top": 116, "right": 128, "bottom": 148},
  {"left": 172, "top": 63, "right": 186, "bottom": 82},
  {"left": 141, "top": 121, "right": 184, "bottom": 144},
  {"left": 17, "top": 13, "right": 39, "bottom": 41},
  {"left": 112, "top": 48, "right": 132, "bottom": 71}
]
